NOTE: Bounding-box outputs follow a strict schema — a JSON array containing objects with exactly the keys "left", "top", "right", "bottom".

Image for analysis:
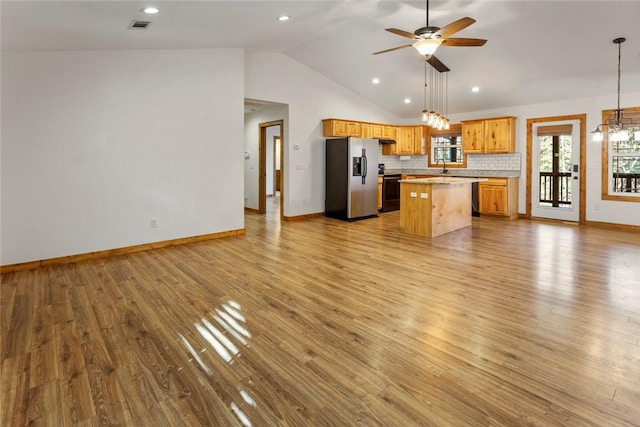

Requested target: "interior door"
[{"left": 531, "top": 120, "right": 580, "bottom": 221}]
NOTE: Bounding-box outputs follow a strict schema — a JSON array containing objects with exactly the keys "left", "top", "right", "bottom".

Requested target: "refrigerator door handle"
[{"left": 362, "top": 148, "right": 367, "bottom": 184}]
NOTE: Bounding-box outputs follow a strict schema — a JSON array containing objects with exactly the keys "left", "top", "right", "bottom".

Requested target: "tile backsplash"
[
  {"left": 379, "top": 147, "right": 521, "bottom": 171},
  {"left": 466, "top": 153, "right": 521, "bottom": 170}
]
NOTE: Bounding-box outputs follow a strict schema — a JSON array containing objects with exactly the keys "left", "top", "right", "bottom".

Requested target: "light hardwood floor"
[{"left": 2, "top": 199, "right": 640, "bottom": 426}]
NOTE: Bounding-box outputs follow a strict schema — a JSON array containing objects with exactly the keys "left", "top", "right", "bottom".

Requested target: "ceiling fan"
[{"left": 373, "top": 0, "right": 487, "bottom": 72}]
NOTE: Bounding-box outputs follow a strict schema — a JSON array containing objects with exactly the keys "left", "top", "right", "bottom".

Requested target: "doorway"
[
  {"left": 526, "top": 115, "right": 586, "bottom": 223},
  {"left": 258, "top": 120, "right": 283, "bottom": 218}
]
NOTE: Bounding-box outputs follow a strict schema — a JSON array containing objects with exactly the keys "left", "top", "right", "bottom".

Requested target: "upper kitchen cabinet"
[
  {"left": 322, "top": 119, "right": 362, "bottom": 137},
  {"left": 361, "top": 123, "right": 385, "bottom": 139},
  {"left": 414, "top": 125, "right": 427, "bottom": 155},
  {"left": 397, "top": 127, "right": 415, "bottom": 155},
  {"left": 383, "top": 126, "right": 424, "bottom": 156},
  {"left": 461, "top": 116, "right": 516, "bottom": 154}
]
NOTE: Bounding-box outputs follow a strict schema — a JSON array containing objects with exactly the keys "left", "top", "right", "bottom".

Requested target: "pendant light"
[
  {"left": 421, "top": 59, "right": 450, "bottom": 129},
  {"left": 591, "top": 38, "right": 640, "bottom": 142}
]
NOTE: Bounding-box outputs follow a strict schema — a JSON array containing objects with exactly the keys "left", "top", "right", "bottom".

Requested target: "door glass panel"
[{"left": 537, "top": 134, "right": 573, "bottom": 208}]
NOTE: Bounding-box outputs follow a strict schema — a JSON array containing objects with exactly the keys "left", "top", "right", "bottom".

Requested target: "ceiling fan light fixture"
[{"left": 413, "top": 38, "right": 442, "bottom": 56}]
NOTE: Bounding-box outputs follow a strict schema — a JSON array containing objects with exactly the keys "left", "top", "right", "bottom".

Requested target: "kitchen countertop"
[
  {"left": 399, "top": 177, "right": 488, "bottom": 185},
  {"left": 382, "top": 169, "right": 520, "bottom": 178}
]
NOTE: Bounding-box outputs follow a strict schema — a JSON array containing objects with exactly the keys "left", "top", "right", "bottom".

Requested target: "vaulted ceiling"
[{"left": 3, "top": 1, "right": 640, "bottom": 119}]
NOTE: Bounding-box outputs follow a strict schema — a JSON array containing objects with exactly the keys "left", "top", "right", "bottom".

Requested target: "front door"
[{"left": 531, "top": 119, "right": 581, "bottom": 221}]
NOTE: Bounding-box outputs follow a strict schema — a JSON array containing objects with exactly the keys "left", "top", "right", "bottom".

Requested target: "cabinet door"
[
  {"left": 397, "top": 127, "right": 414, "bottom": 155},
  {"left": 462, "top": 121, "right": 485, "bottom": 153},
  {"left": 372, "top": 124, "right": 384, "bottom": 138},
  {"left": 361, "top": 123, "right": 373, "bottom": 139},
  {"left": 479, "top": 180, "right": 508, "bottom": 215},
  {"left": 323, "top": 120, "right": 348, "bottom": 137},
  {"left": 413, "top": 126, "right": 426, "bottom": 155},
  {"left": 347, "top": 122, "right": 361, "bottom": 137},
  {"left": 384, "top": 126, "right": 397, "bottom": 139},
  {"left": 485, "top": 118, "right": 514, "bottom": 153},
  {"left": 377, "top": 176, "right": 383, "bottom": 210},
  {"left": 382, "top": 141, "right": 398, "bottom": 155}
]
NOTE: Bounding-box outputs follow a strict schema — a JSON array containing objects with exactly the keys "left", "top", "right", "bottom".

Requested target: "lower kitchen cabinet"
[{"left": 478, "top": 178, "right": 518, "bottom": 219}]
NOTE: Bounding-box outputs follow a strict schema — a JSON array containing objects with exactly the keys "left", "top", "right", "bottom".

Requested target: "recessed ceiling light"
[
  {"left": 142, "top": 7, "right": 159, "bottom": 14},
  {"left": 277, "top": 15, "right": 290, "bottom": 22},
  {"left": 372, "top": 78, "right": 380, "bottom": 85},
  {"left": 404, "top": 98, "right": 411, "bottom": 104},
  {"left": 471, "top": 86, "right": 480, "bottom": 93}
]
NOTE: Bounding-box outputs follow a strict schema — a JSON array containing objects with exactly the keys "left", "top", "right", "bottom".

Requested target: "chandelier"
[
  {"left": 421, "top": 59, "right": 450, "bottom": 130},
  {"left": 591, "top": 37, "right": 640, "bottom": 142}
]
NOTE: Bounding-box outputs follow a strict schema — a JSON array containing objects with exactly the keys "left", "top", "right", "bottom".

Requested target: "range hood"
[{"left": 378, "top": 139, "right": 396, "bottom": 144}]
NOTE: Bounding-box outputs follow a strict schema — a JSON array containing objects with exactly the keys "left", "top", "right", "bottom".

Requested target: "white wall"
[
  {"left": 244, "top": 53, "right": 398, "bottom": 217},
  {"left": 449, "top": 88, "right": 640, "bottom": 226},
  {"left": 1, "top": 49, "right": 245, "bottom": 265}
]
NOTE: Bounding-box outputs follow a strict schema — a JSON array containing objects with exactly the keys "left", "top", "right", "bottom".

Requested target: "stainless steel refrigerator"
[{"left": 325, "top": 137, "right": 379, "bottom": 221}]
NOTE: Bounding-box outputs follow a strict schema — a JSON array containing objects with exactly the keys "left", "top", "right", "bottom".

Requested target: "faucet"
[{"left": 436, "top": 159, "right": 448, "bottom": 174}]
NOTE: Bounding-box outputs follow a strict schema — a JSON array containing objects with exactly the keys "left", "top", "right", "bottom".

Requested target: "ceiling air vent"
[{"left": 128, "top": 20, "right": 152, "bottom": 30}]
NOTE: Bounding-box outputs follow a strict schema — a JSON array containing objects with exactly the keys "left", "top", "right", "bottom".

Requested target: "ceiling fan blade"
[
  {"left": 436, "top": 17, "right": 476, "bottom": 38},
  {"left": 372, "top": 45, "right": 412, "bottom": 55},
  {"left": 441, "top": 38, "right": 487, "bottom": 47},
  {"left": 425, "top": 55, "right": 450, "bottom": 73},
  {"left": 385, "top": 28, "right": 417, "bottom": 39}
]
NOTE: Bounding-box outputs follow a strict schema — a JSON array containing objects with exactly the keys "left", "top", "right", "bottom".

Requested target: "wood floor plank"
[{"left": 2, "top": 199, "right": 640, "bottom": 425}]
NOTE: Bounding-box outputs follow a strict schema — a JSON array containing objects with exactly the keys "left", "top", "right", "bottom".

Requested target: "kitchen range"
[{"left": 379, "top": 168, "right": 401, "bottom": 212}]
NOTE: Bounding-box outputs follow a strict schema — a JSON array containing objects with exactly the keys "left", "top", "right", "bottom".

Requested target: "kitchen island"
[{"left": 399, "top": 177, "right": 487, "bottom": 237}]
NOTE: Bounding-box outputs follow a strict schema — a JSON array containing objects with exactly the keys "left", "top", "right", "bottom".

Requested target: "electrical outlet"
[{"left": 151, "top": 219, "right": 158, "bottom": 228}]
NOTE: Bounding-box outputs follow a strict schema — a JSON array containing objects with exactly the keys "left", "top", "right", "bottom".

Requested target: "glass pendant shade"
[
  {"left": 611, "top": 129, "right": 629, "bottom": 142},
  {"left": 591, "top": 125, "right": 604, "bottom": 142},
  {"left": 421, "top": 110, "right": 428, "bottom": 122},
  {"left": 591, "top": 131, "right": 604, "bottom": 142},
  {"left": 413, "top": 39, "right": 442, "bottom": 56}
]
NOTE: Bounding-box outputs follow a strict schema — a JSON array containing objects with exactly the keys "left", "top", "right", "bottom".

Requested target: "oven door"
[{"left": 381, "top": 175, "right": 401, "bottom": 212}]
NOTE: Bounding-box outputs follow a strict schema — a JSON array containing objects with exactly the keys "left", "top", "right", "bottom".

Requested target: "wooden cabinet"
[
  {"left": 346, "top": 121, "right": 361, "bottom": 137},
  {"left": 461, "top": 120, "right": 485, "bottom": 153},
  {"left": 377, "top": 176, "right": 383, "bottom": 210},
  {"left": 478, "top": 177, "right": 519, "bottom": 219},
  {"left": 413, "top": 126, "right": 426, "bottom": 155},
  {"left": 363, "top": 123, "right": 386, "bottom": 139},
  {"left": 383, "top": 126, "right": 397, "bottom": 139},
  {"left": 322, "top": 119, "right": 361, "bottom": 137},
  {"left": 383, "top": 126, "right": 425, "bottom": 156},
  {"left": 461, "top": 116, "right": 516, "bottom": 154},
  {"left": 397, "top": 127, "right": 415, "bottom": 155},
  {"left": 381, "top": 126, "right": 399, "bottom": 155},
  {"left": 372, "top": 124, "right": 384, "bottom": 138}
]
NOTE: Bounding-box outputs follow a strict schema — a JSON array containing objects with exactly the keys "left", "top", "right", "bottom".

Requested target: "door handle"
[{"left": 362, "top": 148, "right": 367, "bottom": 184}]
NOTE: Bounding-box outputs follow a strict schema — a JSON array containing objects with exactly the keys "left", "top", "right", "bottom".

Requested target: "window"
[
  {"left": 428, "top": 124, "right": 466, "bottom": 168},
  {"left": 601, "top": 106, "right": 640, "bottom": 202}
]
